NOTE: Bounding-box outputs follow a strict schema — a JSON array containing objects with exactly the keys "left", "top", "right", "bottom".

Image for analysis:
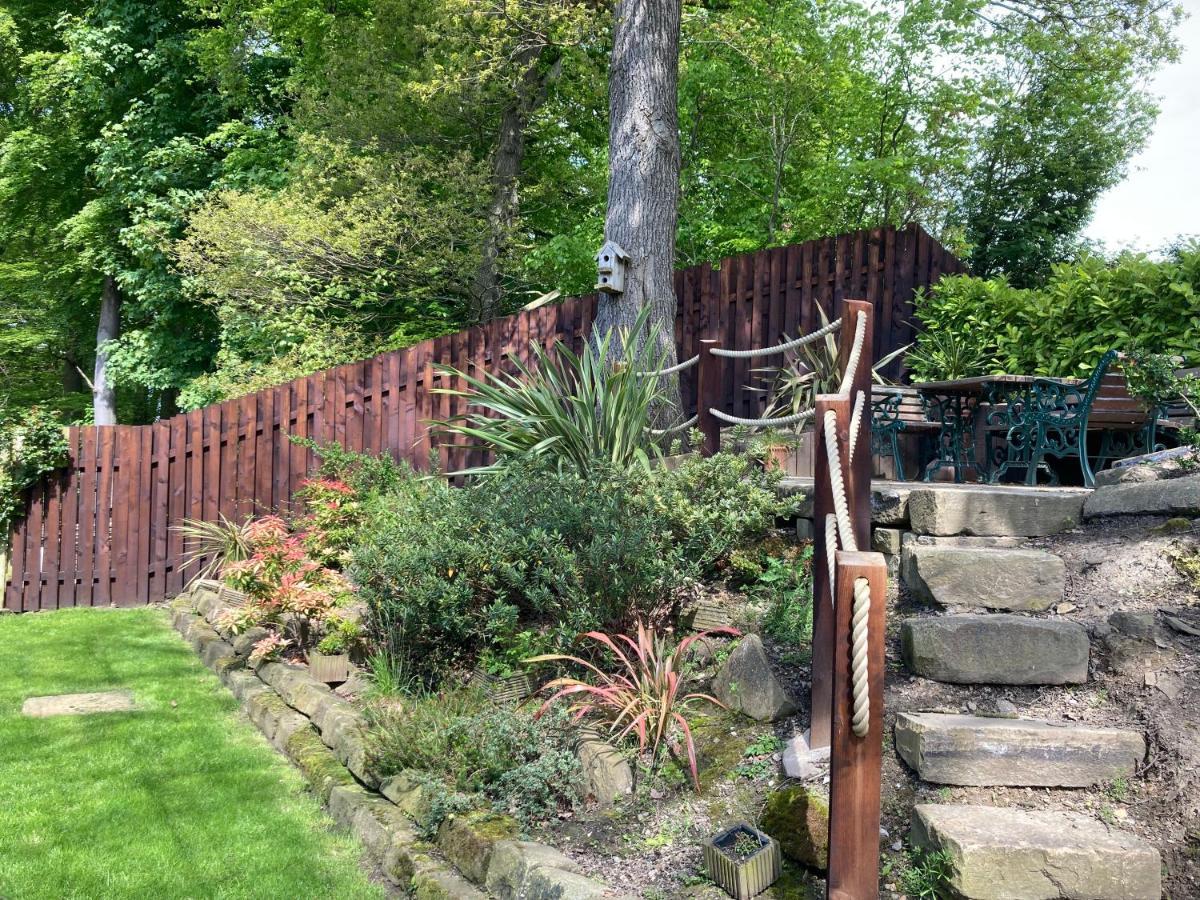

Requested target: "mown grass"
[{"left": 0, "top": 607, "right": 383, "bottom": 899}]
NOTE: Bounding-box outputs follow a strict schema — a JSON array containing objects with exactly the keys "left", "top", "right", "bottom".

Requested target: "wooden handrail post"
[
  {"left": 808, "top": 392, "right": 849, "bottom": 750},
  {"left": 697, "top": 339, "right": 721, "bottom": 456},
  {"left": 827, "top": 551, "right": 888, "bottom": 900},
  {"left": 839, "top": 298, "right": 874, "bottom": 549}
]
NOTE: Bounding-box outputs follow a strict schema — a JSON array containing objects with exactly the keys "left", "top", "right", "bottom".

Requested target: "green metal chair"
[
  {"left": 987, "top": 350, "right": 1118, "bottom": 487},
  {"left": 870, "top": 392, "right": 910, "bottom": 481}
]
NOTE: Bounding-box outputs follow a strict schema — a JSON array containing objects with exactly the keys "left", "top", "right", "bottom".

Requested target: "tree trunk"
[
  {"left": 93, "top": 274, "right": 121, "bottom": 425},
  {"left": 468, "top": 48, "right": 562, "bottom": 324},
  {"left": 595, "top": 0, "right": 683, "bottom": 425}
]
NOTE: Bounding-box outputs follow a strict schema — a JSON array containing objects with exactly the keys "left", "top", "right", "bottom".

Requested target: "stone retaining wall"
[{"left": 169, "top": 580, "right": 624, "bottom": 899}]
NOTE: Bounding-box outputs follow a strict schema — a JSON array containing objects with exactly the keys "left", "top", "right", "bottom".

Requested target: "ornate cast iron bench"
[
  {"left": 985, "top": 351, "right": 1160, "bottom": 487},
  {"left": 870, "top": 388, "right": 940, "bottom": 481}
]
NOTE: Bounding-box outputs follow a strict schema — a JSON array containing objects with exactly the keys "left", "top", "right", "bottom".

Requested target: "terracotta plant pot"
[
  {"left": 763, "top": 445, "right": 791, "bottom": 473},
  {"left": 703, "top": 823, "right": 781, "bottom": 900},
  {"left": 308, "top": 651, "right": 351, "bottom": 684},
  {"left": 473, "top": 668, "right": 536, "bottom": 703}
]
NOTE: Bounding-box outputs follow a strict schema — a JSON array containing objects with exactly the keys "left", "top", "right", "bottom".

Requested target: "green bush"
[
  {"left": 0, "top": 407, "right": 68, "bottom": 533},
  {"left": 365, "top": 688, "right": 583, "bottom": 830},
  {"left": 352, "top": 454, "right": 794, "bottom": 687},
  {"left": 910, "top": 244, "right": 1200, "bottom": 381}
]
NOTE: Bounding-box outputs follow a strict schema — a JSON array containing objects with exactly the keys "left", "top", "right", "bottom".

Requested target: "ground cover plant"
[{"left": 0, "top": 608, "right": 380, "bottom": 900}]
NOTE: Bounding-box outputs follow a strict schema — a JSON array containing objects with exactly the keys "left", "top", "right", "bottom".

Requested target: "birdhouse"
[{"left": 595, "top": 240, "right": 630, "bottom": 294}]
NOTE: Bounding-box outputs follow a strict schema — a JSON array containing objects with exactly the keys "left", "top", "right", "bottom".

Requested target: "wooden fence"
[{"left": 4, "top": 223, "right": 961, "bottom": 611}]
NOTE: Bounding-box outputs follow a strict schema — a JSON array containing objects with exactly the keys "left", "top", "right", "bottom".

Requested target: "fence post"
[
  {"left": 809, "top": 393, "right": 850, "bottom": 750},
  {"left": 826, "top": 551, "right": 888, "bottom": 900},
  {"left": 697, "top": 339, "right": 721, "bottom": 456}
]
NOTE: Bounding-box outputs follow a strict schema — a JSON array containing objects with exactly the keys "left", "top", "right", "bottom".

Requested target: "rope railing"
[
  {"left": 708, "top": 406, "right": 817, "bottom": 429},
  {"left": 647, "top": 414, "right": 699, "bottom": 436},
  {"left": 848, "top": 390, "right": 867, "bottom": 462},
  {"left": 636, "top": 353, "right": 699, "bottom": 378},
  {"left": 709, "top": 317, "right": 842, "bottom": 359},
  {"left": 837, "top": 311, "right": 868, "bottom": 397}
]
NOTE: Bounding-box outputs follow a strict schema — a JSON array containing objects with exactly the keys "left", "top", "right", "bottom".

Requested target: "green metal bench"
[{"left": 870, "top": 388, "right": 939, "bottom": 481}]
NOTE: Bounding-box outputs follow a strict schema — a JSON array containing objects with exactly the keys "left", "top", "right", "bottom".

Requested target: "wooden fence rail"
[{"left": 4, "top": 224, "right": 960, "bottom": 611}]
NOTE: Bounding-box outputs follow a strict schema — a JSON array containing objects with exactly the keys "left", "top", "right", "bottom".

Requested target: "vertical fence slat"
[
  {"left": 20, "top": 484, "right": 43, "bottom": 610},
  {"left": 165, "top": 415, "right": 186, "bottom": 596},
  {"left": 93, "top": 427, "right": 115, "bottom": 605},
  {"left": 136, "top": 427, "right": 153, "bottom": 604},
  {"left": 58, "top": 427, "right": 81, "bottom": 607},
  {"left": 77, "top": 428, "right": 98, "bottom": 606},
  {"left": 110, "top": 428, "right": 133, "bottom": 605},
  {"left": 41, "top": 455, "right": 62, "bottom": 610}
]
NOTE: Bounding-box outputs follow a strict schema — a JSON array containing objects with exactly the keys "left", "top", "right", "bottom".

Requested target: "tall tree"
[{"left": 594, "top": 0, "right": 682, "bottom": 420}]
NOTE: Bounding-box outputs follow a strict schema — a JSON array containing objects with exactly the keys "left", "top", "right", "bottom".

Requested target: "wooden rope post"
[
  {"left": 808, "top": 393, "right": 850, "bottom": 750},
  {"left": 697, "top": 338, "right": 722, "bottom": 456},
  {"left": 839, "top": 298, "right": 874, "bottom": 550},
  {"left": 827, "top": 550, "right": 888, "bottom": 900}
]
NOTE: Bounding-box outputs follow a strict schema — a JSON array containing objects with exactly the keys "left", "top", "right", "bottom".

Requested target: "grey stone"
[
  {"left": 782, "top": 732, "right": 830, "bottom": 780},
  {"left": 231, "top": 626, "right": 272, "bottom": 658},
  {"left": 201, "top": 638, "right": 237, "bottom": 669},
  {"left": 577, "top": 740, "right": 633, "bottom": 807},
  {"left": 872, "top": 527, "right": 904, "bottom": 555},
  {"left": 270, "top": 710, "right": 311, "bottom": 753},
  {"left": 901, "top": 615, "right": 1088, "bottom": 685},
  {"left": 21, "top": 690, "right": 136, "bottom": 717},
  {"left": 381, "top": 772, "right": 438, "bottom": 827},
  {"left": 894, "top": 713, "right": 1144, "bottom": 787},
  {"left": 1095, "top": 457, "right": 1187, "bottom": 487},
  {"left": 779, "top": 480, "right": 911, "bottom": 526},
  {"left": 908, "top": 487, "right": 1084, "bottom": 537},
  {"left": 412, "top": 868, "right": 489, "bottom": 900},
  {"left": 1109, "top": 610, "right": 1158, "bottom": 641},
  {"left": 901, "top": 545, "right": 1065, "bottom": 611},
  {"left": 437, "top": 811, "right": 519, "bottom": 884},
  {"left": 911, "top": 804, "right": 1161, "bottom": 899},
  {"left": 712, "top": 634, "right": 798, "bottom": 721},
  {"left": 224, "top": 669, "right": 263, "bottom": 703},
  {"left": 795, "top": 518, "right": 813, "bottom": 540},
  {"left": 485, "top": 841, "right": 581, "bottom": 900},
  {"left": 1086, "top": 472, "right": 1200, "bottom": 518},
  {"left": 523, "top": 866, "right": 614, "bottom": 900}
]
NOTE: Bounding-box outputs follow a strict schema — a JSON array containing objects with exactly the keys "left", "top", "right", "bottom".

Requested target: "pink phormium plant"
[
  {"left": 248, "top": 632, "right": 291, "bottom": 666},
  {"left": 529, "top": 622, "right": 739, "bottom": 792}
]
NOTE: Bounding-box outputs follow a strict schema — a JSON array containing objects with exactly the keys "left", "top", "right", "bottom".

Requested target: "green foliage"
[
  {"left": 899, "top": 847, "right": 956, "bottom": 900},
  {"left": 734, "top": 733, "right": 784, "bottom": 779},
  {"left": 0, "top": 407, "right": 68, "bottom": 534},
  {"left": 365, "top": 688, "right": 583, "bottom": 830},
  {"left": 435, "top": 309, "right": 668, "bottom": 476},
  {"left": 174, "top": 514, "right": 254, "bottom": 584},
  {"left": 910, "top": 246, "right": 1200, "bottom": 381},
  {"left": 289, "top": 437, "right": 412, "bottom": 497},
  {"left": 757, "top": 545, "right": 814, "bottom": 647}
]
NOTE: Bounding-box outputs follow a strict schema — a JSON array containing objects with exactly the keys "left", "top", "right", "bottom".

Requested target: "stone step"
[
  {"left": 894, "top": 713, "right": 1144, "bottom": 787},
  {"left": 901, "top": 615, "right": 1089, "bottom": 685},
  {"left": 1085, "top": 472, "right": 1200, "bottom": 518},
  {"left": 911, "top": 804, "right": 1161, "bottom": 899},
  {"left": 907, "top": 486, "right": 1085, "bottom": 537},
  {"left": 901, "top": 544, "right": 1066, "bottom": 611}
]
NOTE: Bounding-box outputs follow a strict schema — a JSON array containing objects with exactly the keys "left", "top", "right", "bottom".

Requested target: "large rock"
[
  {"left": 712, "top": 634, "right": 797, "bottom": 722},
  {"left": 908, "top": 487, "right": 1084, "bottom": 537},
  {"left": 485, "top": 841, "right": 581, "bottom": 900},
  {"left": 577, "top": 739, "right": 633, "bottom": 807},
  {"left": 902, "top": 544, "right": 1065, "bottom": 611},
  {"left": 437, "top": 810, "right": 518, "bottom": 885},
  {"left": 1085, "top": 472, "right": 1200, "bottom": 518},
  {"left": 759, "top": 785, "right": 829, "bottom": 869},
  {"left": 911, "top": 804, "right": 1161, "bottom": 899},
  {"left": 894, "top": 713, "right": 1144, "bottom": 787},
  {"left": 901, "top": 615, "right": 1088, "bottom": 685}
]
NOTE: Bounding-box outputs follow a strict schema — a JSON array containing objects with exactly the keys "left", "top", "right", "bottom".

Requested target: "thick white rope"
[
  {"left": 837, "top": 311, "right": 868, "bottom": 396},
  {"left": 710, "top": 317, "right": 843, "bottom": 359},
  {"left": 848, "top": 390, "right": 866, "bottom": 462},
  {"left": 851, "top": 576, "right": 871, "bottom": 737},
  {"left": 822, "top": 409, "right": 857, "bottom": 553},
  {"left": 824, "top": 513, "right": 838, "bottom": 607},
  {"left": 709, "top": 406, "right": 817, "bottom": 428},
  {"left": 646, "top": 414, "right": 700, "bottom": 436},
  {"left": 636, "top": 354, "right": 699, "bottom": 378}
]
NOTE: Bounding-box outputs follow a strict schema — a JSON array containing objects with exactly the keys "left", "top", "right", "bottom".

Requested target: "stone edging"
[{"left": 168, "top": 580, "right": 625, "bottom": 899}]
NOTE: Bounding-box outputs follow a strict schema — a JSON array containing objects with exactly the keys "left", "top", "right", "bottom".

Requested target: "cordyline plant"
[{"left": 528, "top": 621, "right": 739, "bottom": 793}]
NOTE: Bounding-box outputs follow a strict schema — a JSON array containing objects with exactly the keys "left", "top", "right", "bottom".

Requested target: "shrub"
[
  {"left": 366, "top": 688, "right": 583, "bottom": 830},
  {"left": 0, "top": 406, "right": 68, "bottom": 534},
  {"left": 434, "top": 308, "right": 670, "bottom": 475},
  {"left": 289, "top": 437, "right": 411, "bottom": 496},
  {"left": 352, "top": 454, "right": 793, "bottom": 687},
  {"left": 910, "top": 244, "right": 1200, "bottom": 381},
  {"left": 530, "top": 622, "right": 737, "bottom": 792},
  {"left": 294, "top": 477, "right": 362, "bottom": 567},
  {"left": 175, "top": 515, "right": 255, "bottom": 584}
]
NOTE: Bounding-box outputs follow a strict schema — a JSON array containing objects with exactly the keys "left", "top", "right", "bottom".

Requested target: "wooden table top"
[{"left": 909, "top": 374, "right": 1070, "bottom": 396}]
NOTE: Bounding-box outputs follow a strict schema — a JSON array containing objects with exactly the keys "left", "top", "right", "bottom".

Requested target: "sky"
[{"left": 1085, "top": 0, "right": 1200, "bottom": 252}]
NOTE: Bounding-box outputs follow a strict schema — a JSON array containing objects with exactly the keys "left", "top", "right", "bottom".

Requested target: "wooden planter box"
[
  {"left": 474, "top": 669, "right": 536, "bottom": 703},
  {"left": 703, "top": 823, "right": 781, "bottom": 900},
  {"left": 308, "top": 651, "right": 351, "bottom": 684}
]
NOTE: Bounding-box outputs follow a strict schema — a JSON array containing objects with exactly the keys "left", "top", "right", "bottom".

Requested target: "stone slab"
[
  {"left": 901, "top": 544, "right": 1065, "bottom": 611},
  {"left": 22, "top": 690, "right": 136, "bottom": 717},
  {"left": 1085, "top": 473, "right": 1200, "bottom": 518},
  {"left": 908, "top": 487, "right": 1084, "bottom": 537},
  {"left": 901, "top": 615, "right": 1088, "bottom": 685},
  {"left": 911, "top": 804, "right": 1160, "bottom": 899},
  {"left": 894, "top": 713, "right": 1144, "bottom": 787}
]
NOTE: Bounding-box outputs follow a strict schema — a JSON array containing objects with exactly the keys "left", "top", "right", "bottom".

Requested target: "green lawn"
[{"left": 0, "top": 607, "right": 383, "bottom": 899}]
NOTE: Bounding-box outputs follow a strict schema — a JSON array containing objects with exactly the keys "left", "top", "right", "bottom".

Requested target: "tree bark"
[
  {"left": 93, "top": 274, "right": 121, "bottom": 425},
  {"left": 595, "top": 0, "right": 683, "bottom": 424},
  {"left": 468, "top": 47, "right": 562, "bottom": 324}
]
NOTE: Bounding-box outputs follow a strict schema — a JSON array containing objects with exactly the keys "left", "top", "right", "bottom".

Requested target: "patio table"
[{"left": 908, "top": 375, "right": 1052, "bottom": 482}]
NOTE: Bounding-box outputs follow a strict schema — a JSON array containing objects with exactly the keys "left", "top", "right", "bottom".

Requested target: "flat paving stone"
[{"left": 22, "top": 690, "right": 136, "bottom": 717}]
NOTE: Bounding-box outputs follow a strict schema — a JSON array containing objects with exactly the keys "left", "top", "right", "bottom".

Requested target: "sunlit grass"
[{"left": 0, "top": 607, "right": 382, "bottom": 899}]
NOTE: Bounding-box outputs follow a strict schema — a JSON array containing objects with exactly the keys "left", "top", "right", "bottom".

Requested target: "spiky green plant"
[
  {"left": 434, "top": 310, "right": 671, "bottom": 475},
  {"left": 174, "top": 514, "right": 254, "bottom": 583}
]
